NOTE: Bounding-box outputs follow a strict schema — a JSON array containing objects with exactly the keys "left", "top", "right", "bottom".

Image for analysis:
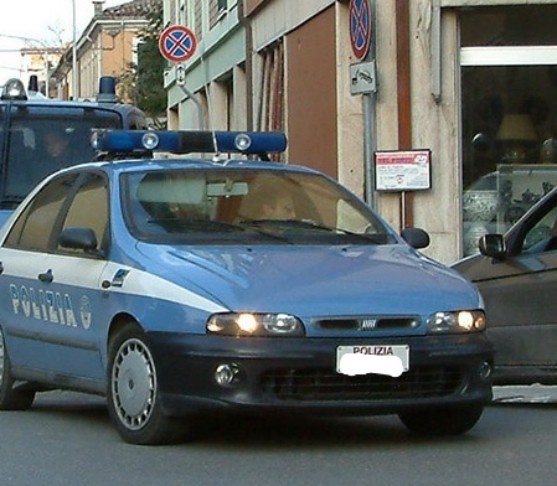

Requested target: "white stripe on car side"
[
  {"left": 103, "top": 261, "right": 227, "bottom": 313},
  {"left": 0, "top": 249, "right": 227, "bottom": 314}
]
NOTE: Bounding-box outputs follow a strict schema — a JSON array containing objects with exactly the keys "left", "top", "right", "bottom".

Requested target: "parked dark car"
[{"left": 453, "top": 185, "right": 557, "bottom": 385}]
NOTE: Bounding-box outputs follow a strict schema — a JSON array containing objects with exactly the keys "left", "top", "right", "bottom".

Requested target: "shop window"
[{"left": 460, "top": 6, "right": 557, "bottom": 256}]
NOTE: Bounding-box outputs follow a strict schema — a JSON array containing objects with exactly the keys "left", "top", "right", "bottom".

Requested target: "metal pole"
[
  {"left": 364, "top": 91, "right": 377, "bottom": 211},
  {"left": 180, "top": 85, "right": 205, "bottom": 129},
  {"left": 72, "top": 0, "right": 78, "bottom": 99},
  {"left": 364, "top": 0, "right": 378, "bottom": 211},
  {"left": 45, "top": 50, "right": 49, "bottom": 97}
]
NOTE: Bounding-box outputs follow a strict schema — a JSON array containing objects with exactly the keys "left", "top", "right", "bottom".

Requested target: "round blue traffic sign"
[
  {"left": 159, "top": 25, "right": 197, "bottom": 63},
  {"left": 349, "top": 0, "right": 372, "bottom": 60}
]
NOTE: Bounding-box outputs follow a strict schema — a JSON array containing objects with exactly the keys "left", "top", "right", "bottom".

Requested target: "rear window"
[{"left": 1, "top": 105, "right": 120, "bottom": 204}]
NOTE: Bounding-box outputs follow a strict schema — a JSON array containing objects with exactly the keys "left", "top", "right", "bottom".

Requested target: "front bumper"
[{"left": 147, "top": 332, "right": 493, "bottom": 417}]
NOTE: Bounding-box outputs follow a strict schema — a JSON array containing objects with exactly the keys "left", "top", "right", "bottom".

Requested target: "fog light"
[
  {"left": 214, "top": 363, "right": 241, "bottom": 387},
  {"left": 479, "top": 361, "right": 492, "bottom": 380}
]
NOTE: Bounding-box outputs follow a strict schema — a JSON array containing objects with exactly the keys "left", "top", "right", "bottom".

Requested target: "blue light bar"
[{"left": 92, "top": 129, "right": 287, "bottom": 155}]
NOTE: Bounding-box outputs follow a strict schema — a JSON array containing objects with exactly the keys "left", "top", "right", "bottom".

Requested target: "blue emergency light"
[{"left": 92, "top": 129, "right": 287, "bottom": 156}]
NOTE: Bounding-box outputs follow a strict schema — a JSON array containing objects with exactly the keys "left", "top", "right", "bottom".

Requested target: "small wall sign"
[{"left": 374, "top": 150, "right": 432, "bottom": 191}]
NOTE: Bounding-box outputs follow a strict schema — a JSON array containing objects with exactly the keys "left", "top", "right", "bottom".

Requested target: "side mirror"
[
  {"left": 401, "top": 227, "right": 430, "bottom": 249},
  {"left": 59, "top": 227, "right": 98, "bottom": 252},
  {"left": 478, "top": 234, "right": 506, "bottom": 260}
]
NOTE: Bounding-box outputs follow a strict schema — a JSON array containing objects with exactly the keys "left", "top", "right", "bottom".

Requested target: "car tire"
[
  {"left": 398, "top": 404, "right": 484, "bottom": 436},
  {"left": 0, "top": 326, "right": 35, "bottom": 411},
  {"left": 107, "top": 323, "right": 188, "bottom": 445}
]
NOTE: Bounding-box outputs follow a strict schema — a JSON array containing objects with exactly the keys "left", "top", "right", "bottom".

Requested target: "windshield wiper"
[
  {"left": 148, "top": 217, "right": 293, "bottom": 243},
  {"left": 242, "top": 219, "right": 388, "bottom": 244}
]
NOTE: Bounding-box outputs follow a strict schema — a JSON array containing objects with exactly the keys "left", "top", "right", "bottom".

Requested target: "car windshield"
[
  {"left": 122, "top": 168, "right": 393, "bottom": 245},
  {"left": 0, "top": 105, "right": 121, "bottom": 206}
]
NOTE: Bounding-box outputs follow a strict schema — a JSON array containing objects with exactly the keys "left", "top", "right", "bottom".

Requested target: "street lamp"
[{"left": 71, "top": 0, "right": 77, "bottom": 99}]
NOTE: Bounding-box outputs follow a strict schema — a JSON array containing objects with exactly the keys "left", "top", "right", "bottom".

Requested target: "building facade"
[
  {"left": 163, "top": 0, "right": 557, "bottom": 264},
  {"left": 52, "top": 0, "right": 160, "bottom": 101},
  {"left": 19, "top": 47, "right": 65, "bottom": 97}
]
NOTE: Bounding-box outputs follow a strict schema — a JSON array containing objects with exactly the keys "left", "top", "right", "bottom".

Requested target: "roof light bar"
[{"left": 91, "top": 129, "right": 287, "bottom": 155}]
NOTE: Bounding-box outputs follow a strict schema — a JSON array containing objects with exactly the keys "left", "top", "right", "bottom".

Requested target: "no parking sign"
[
  {"left": 349, "top": 0, "right": 372, "bottom": 60},
  {"left": 159, "top": 25, "right": 197, "bottom": 63}
]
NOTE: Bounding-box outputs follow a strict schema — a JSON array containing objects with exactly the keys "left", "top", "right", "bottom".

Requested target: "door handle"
[{"left": 38, "top": 269, "right": 53, "bottom": 283}]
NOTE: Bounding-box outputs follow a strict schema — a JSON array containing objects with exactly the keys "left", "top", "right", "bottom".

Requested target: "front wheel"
[
  {"left": 0, "top": 326, "right": 35, "bottom": 411},
  {"left": 107, "top": 323, "right": 187, "bottom": 445},
  {"left": 398, "top": 404, "right": 484, "bottom": 436}
]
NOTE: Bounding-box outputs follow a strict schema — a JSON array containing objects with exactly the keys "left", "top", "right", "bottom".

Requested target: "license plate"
[{"left": 336, "top": 345, "right": 409, "bottom": 377}]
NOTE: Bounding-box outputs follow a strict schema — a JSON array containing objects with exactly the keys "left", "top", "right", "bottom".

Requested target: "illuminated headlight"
[
  {"left": 427, "top": 310, "right": 486, "bottom": 334},
  {"left": 207, "top": 313, "right": 304, "bottom": 337}
]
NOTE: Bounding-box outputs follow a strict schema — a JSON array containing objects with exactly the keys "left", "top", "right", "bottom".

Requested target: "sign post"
[{"left": 349, "top": 0, "right": 377, "bottom": 210}]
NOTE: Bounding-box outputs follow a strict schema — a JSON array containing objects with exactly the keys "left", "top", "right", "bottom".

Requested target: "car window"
[
  {"left": 4, "top": 174, "right": 78, "bottom": 251},
  {"left": 3, "top": 107, "right": 120, "bottom": 201},
  {"left": 520, "top": 201, "right": 557, "bottom": 253},
  {"left": 57, "top": 172, "right": 109, "bottom": 254}
]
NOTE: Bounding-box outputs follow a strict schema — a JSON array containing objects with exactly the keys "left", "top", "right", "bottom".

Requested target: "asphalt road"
[{"left": 0, "top": 388, "right": 556, "bottom": 486}]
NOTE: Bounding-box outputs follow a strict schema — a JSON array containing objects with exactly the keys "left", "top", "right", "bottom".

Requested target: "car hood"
[
  {"left": 451, "top": 253, "right": 492, "bottom": 281},
  {"left": 134, "top": 243, "right": 480, "bottom": 317}
]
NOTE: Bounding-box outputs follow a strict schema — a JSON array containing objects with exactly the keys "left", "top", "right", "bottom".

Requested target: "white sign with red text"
[{"left": 374, "top": 150, "right": 432, "bottom": 191}]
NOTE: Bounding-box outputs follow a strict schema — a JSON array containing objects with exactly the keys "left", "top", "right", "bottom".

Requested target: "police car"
[
  {"left": 0, "top": 76, "right": 146, "bottom": 227},
  {"left": 0, "top": 129, "right": 493, "bottom": 444}
]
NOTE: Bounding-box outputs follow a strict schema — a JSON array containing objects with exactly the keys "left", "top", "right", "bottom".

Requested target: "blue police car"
[{"left": 0, "top": 129, "right": 493, "bottom": 444}]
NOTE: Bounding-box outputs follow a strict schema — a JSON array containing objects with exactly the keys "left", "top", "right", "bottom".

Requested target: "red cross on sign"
[{"left": 159, "top": 25, "right": 197, "bottom": 63}]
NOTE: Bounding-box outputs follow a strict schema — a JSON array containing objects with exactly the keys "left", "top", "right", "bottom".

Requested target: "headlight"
[
  {"left": 427, "top": 310, "right": 486, "bottom": 334},
  {"left": 207, "top": 313, "right": 304, "bottom": 337}
]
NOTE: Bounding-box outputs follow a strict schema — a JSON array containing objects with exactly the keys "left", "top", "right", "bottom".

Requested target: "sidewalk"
[{"left": 493, "top": 384, "right": 557, "bottom": 403}]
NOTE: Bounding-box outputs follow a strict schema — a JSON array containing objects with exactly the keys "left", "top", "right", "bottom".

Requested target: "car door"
[
  {"left": 470, "top": 193, "right": 557, "bottom": 368},
  {"left": 37, "top": 171, "right": 111, "bottom": 384},
  {"left": 0, "top": 173, "right": 78, "bottom": 375},
  {"left": 0, "top": 171, "right": 110, "bottom": 385}
]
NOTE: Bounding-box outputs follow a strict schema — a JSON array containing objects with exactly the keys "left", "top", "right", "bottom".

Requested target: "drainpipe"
[{"left": 396, "top": 0, "right": 413, "bottom": 229}]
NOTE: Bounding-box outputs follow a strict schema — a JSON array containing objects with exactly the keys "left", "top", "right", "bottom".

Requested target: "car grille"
[
  {"left": 314, "top": 317, "right": 420, "bottom": 331},
  {"left": 261, "top": 366, "right": 464, "bottom": 401}
]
